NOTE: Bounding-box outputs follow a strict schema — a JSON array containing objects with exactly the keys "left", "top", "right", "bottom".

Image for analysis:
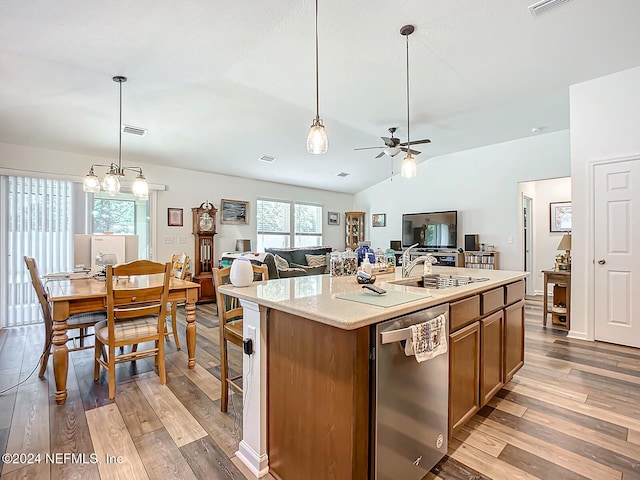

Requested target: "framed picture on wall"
[
  {"left": 550, "top": 201, "right": 572, "bottom": 232},
  {"left": 167, "top": 208, "right": 183, "bottom": 226},
  {"left": 221, "top": 199, "right": 249, "bottom": 224},
  {"left": 372, "top": 213, "right": 386, "bottom": 227},
  {"left": 327, "top": 211, "right": 340, "bottom": 225}
]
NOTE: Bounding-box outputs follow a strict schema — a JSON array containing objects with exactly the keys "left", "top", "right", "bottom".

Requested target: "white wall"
[
  {"left": 570, "top": 65, "right": 640, "bottom": 341},
  {"left": 354, "top": 130, "right": 571, "bottom": 271},
  {"left": 518, "top": 177, "right": 572, "bottom": 294},
  {"left": 0, "top": 143, "right": 354, "bottom": 267}
]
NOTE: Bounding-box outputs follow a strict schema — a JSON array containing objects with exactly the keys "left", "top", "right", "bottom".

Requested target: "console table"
[{"left": 542, "top": 269, "right": 570, "bottom": 329}]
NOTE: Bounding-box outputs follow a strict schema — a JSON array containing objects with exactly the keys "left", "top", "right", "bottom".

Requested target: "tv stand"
[{"left": 405, "top": 250, "right": 464, "bottom": 267}]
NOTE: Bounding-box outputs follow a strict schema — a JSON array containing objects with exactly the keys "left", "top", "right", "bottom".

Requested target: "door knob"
[{"left": 597, "top": 259, "right": 606, "bottom": 265}]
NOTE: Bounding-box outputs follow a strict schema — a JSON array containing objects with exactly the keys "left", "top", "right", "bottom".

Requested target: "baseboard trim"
[{"left": 236, "top": 441, "right": 269, "bottom": 478}]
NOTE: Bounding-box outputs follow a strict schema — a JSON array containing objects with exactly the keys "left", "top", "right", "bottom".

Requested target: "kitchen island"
[{"left": 218, "top": 266, "right": 527, "bottom": 479}]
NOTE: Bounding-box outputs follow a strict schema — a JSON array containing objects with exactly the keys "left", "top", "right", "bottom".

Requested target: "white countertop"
[{"left": 218, "top": 266, "right": 528, "bottom": 330}]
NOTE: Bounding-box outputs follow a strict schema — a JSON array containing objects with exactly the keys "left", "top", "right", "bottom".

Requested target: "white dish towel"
[{"left": 404, "top": 313, "right": 447, "bottom": 363}]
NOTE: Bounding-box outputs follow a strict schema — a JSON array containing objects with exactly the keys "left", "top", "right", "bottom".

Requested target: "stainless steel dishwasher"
[{"left": 371, "top": 303, "right": 449, "bottom": 480}]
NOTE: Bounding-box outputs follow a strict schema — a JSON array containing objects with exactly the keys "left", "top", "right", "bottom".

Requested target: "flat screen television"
[{"left": 402, "top": 211, "right": 458, "bottom": 249}]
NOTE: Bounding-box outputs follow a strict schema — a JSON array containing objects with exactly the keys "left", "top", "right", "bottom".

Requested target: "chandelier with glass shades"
[{"left": 83, "top": 76, "right": 148, "bottom": 197}]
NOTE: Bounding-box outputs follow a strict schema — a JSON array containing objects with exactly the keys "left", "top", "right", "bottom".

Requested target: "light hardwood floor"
[{"left": 1, "top": 299, "right": 640, "bottom": 479}]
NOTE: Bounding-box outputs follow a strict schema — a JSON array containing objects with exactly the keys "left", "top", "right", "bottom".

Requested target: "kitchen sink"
[{"left": 390, "top": 274, "right": 490, "bottom": 289}]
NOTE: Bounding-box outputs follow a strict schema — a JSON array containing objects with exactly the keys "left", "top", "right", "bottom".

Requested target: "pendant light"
[
  {"left": 83, "top": 76, "right": 148, "bottom": 197},
  {"left": 400, "top": 25, "right": 417, "bottom": 179},
  {"left": 306, "top": 0, "right": 328, "bottom": 154}
]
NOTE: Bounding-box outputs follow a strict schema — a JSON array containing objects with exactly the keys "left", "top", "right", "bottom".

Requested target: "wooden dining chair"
[
  {"left": 213, "top": 263, "right": 269, "bottom": 412},
  {"left": 165, "top": 252, "right": 190, "bottom": 349},
  {"left": 23, "top": 256, "right": 106, "bottom": 377},
  {"left": 94, "top": 259, "right": 171, "bottom": 399}
]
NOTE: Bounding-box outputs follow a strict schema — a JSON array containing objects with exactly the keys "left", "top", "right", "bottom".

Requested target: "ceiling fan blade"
[
  {"left": 399, "top": 138, "right": 431, "bottom": 146},
  {"left": 381, "top": 136, "right": 395, "bottom": 147},
  {"left": 400, "top": 147, "right": 421, "bottom": 155},
  {"left": 375, "top": 151, "right": 386, "bottom": 159},
  {"left": 354, "top": 146, "right": 384, "bottom": 151}
]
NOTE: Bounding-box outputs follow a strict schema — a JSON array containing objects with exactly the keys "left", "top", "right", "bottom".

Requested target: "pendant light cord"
[
  {"left": 118, "top": 79, "right": 123, "bottom": 172},
  {"left": 315, "top": 0, "right": 320, "bottom": 121},
  {"left": 405, "top": 33, "right": 411, "bottom": 154}
]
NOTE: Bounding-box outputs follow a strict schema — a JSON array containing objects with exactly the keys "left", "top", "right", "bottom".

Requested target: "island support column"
[{"left": 236, "top": 299, "right": 269, "bottom": 477}]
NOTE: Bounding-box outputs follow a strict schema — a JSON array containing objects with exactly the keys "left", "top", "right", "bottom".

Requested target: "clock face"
[{"left": 199, "top": 212, "right": 214, "bottom": 231}]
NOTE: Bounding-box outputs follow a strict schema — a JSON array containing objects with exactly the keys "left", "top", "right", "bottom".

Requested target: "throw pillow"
[
  {"left": 305, "top": 254, "right": 326, "bottom": 267},
  {"left": 291, "top": 263, "right": 326, "bottom": 276},
  {"left": 274, "top": 254, "right": 289, "bottom": 270}
]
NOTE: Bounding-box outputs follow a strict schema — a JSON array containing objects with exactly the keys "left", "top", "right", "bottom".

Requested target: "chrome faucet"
[{"left": 401, "top": 243, "right": 438, "bottom": 278}]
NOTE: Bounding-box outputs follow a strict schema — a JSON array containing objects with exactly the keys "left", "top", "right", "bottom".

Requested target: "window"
[
  {"left": 257, "top": 199, "right": 322, "bottom": 251},
  {"left": 91, "top": 192, "right": 149, "bottom": 260}
]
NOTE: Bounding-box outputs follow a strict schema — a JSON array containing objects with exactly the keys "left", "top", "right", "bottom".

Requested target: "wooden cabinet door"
[
  {"left": 504, "top": 300, "right": 525, "bottom": 383},
  {"left": 480, "top": 311, "right": 504, "bottom": 406},
  {"left": 449, "top": 321, "right": 480, "bottom": 436}
]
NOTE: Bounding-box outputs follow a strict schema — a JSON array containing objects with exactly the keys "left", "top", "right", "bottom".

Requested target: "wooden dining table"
[{"left": 46, "top": 274, "right": 200, "bottom": 404}]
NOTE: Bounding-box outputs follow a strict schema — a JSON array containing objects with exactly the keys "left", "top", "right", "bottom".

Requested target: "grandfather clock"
[{"left": 192, "top": 202, "right": 217, "bottom": 303}]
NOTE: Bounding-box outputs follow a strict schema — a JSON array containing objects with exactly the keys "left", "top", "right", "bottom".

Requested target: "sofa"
[
  {"left": 221, "top": 247, "right": 332, "bottom": 279},
  {"left": 265, "top": 246, "right": 333, "bottom": 278}
]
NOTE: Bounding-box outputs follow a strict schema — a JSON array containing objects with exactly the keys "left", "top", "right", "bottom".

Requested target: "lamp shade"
[
  {"left": 400, "top": 154, "right": 417, "bottom": 178},
  {"left": 307, "top": 122, "right": 328, "bottom": 154},
  {"left": 557, "top": 233, "right": 572, "bottom": 251},
  {"left": 236, "top": 239, "right": 251, "bottom": 252}
]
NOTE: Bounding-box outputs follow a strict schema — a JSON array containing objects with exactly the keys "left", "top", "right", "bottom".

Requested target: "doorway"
[{"left": 522, "top": 195, "right": 534, "bottom": 296}]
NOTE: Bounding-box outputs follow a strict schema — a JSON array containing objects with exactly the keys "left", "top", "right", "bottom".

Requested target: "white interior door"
[{"left": 594, "top": 158, "right": 640, "bottom": 347}]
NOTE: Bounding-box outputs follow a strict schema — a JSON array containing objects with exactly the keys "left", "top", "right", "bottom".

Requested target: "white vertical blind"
[{"left": 0, "top": 176, "right": 74, "bottom": 327}]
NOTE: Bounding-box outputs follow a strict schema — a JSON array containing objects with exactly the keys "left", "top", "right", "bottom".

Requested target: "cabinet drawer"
[
  {"left": 481, "top": 287, "right": 505, "bottom": 315},
  {"left": 450, "top": 295, "right": 480, "bottom": 332},
  {"left": 505, "top": 280, "right": 525, "bottom": 306}
]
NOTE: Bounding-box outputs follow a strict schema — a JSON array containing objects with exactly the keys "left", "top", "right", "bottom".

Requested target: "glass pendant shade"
[
  {"left": 83, "top": 171, "right": 101, "bottom": 193},
  {"left": 307, "top": 119, "right": 328, "bottom": 154},
  {"left": 102, "top": 173, "right": 121, "bottom": 196},
  {"left": 401, "top": 154, "right": 417, "bottom": 178},
  {"left": 132, "top": 174, "right": 149, "bottom": 198}
]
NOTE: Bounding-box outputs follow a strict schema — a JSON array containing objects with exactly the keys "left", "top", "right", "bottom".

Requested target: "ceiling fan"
[{"left": 354, "top": 127, "right": 431, "bottom": 158}]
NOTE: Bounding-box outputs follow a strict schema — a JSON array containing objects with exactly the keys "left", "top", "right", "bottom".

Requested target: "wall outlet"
[
  {"left": 507, "top": 236, "right": 513, "bottom": 244},
  {"left": 247, "top": 326, "right": 256, "bottom": 343},
  {"left": 178, "top": 236, "right": 186, "bottom": 244}
]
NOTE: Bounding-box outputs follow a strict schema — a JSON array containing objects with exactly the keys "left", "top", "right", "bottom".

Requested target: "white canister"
[{"left": 230, "top": 257, "right": 254, "bottom": 287}]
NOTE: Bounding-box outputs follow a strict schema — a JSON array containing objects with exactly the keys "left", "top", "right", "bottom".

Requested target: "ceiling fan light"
[
  {"left": 384, "top": 147, "right": 401, "bottom": 157},
  {"left": 307, "top": 119, "right": 328, "bottom": 154},
  {"left": 102, "top": 173, "right": 121, "bottom": 196},
  {"left": 83, "top": 169, "right": 101, "bottom": 193},
  {"left": 401, "top": 154, "right": 417, "bottom": 178}
]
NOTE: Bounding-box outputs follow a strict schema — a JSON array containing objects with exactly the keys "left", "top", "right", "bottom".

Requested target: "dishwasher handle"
[{"left": 380, "top": 327, "right": 412, "bottom": 345}]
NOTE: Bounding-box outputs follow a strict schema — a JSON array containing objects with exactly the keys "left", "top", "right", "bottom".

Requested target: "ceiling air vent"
[
  {"left": 528, "top": 0, "right": 573, "bottom": 17},
  {"left": 122, "top": 124, "right": 147, "bottom": 136},
  {"left": 258, "top": 155, "right": 276, "bottom": 163},
  {"left": 336, "top": 172, "right": 349, "bottom": 177}
]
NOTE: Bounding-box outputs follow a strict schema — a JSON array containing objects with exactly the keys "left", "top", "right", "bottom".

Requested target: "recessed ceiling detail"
[
  {"left": 528, "top": 0, "right": 574, "bottom": 17},
  {"left": 258, "top": 155, "right": 276, "bottom": 163}
]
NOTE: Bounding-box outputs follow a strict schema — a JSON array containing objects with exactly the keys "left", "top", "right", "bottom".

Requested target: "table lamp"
[
  {"left": 556, "top": 233, "right": 572, "bottom": 271},
  {"left": 236, "top": 239, "right": 251, "bottom": 253}
]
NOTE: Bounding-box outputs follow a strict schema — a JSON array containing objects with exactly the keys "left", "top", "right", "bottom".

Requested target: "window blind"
[{"left": 0, "top": 176, "right": 73, "bottom": 327}]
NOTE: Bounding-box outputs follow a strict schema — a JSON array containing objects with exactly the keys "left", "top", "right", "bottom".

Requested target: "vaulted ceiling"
[{"left": 1, "top": 0, "right": 640, "bottom": 193}]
